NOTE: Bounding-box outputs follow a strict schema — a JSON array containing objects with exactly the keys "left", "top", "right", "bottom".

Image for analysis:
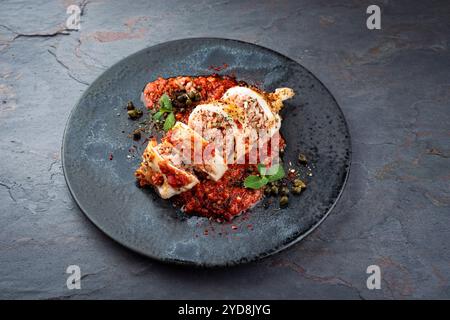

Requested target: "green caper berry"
[
  {"left": 292, "top": 186, "right": 303, "bottom": 194},
  {"left": 187, "top": 91, "right": 196, "bottom": 100},
  {"left": 126, "top": 101, "right": 135, "bottom": 110},
  {"left": 185, "top": 99, "right": 192, "bottom": 106},
  {"left": 127, "top": 108, "right": 143, "bottom": 119},
  {"left": 280, "top": 187, "right": 289, "bottom": 196},
  {"left": 132, "top": 131, "right": 141, "bottom": 141},
  {"left": 177, "top": 94, "right": 186, "bottom": 102},
  {"left": 194, "top": 92, "right": 202, "bottom": 101},
  {"left": 298, "top": 153, "right": 307, "bottom": 164},
  {"left": 264, "top": 186, "right": 271, "bottom": 196},
  {"left": 294, "top": 179, "right": 306, "bottom": 188},
  {"left": 280, "top": 196, "right": 289, "bottom": 207},
  {"left": 271, "top": 186, "right": 279, "bottom": 195}
]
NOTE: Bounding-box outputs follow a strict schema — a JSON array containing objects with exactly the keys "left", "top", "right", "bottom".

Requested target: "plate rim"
[{"left": 61, "top": 37, "right": 352, "bottom": 267}]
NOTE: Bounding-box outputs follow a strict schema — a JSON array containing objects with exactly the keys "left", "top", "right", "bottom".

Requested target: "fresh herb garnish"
[
  {"left": 244, "top": 175, "right": 269, "bottom": 189},
  {"left": 152, "top": 110, "right": 163, "bottom": 121},
  {"left": 153, "top": 93, "right": 176, "bottom": 131},
  {"left": 244, "top": 163, "right": 285, "bottom": 189},
  {"left": 262, "top": 163, "right": 285, "bottom": 182},
  {"left": 159, "top": 94, "right": 173, "bottom": 112},
  {"left": 163, "top": 112, "right": 176, "bottom": 132}
]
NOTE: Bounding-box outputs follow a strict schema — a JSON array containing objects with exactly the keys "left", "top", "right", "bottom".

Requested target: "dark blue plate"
[{"left": 62, "top": 38, "right": 351, "bottom": 266}]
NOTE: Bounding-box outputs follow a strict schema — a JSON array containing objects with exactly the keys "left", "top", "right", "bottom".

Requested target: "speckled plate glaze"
[{"left": 62, "top": 38, "right": 351, "bottom": 267}]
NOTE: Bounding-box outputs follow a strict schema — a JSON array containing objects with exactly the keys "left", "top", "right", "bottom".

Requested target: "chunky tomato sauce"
[
  {"left": 142, "top": 75, "right": 266, "bottom": 221},
  {"left": 178, "top": 164, "right": 263, "bottom": 221},
  {"left": 143, "top": 75, "right": 238, "bottom": 109}
]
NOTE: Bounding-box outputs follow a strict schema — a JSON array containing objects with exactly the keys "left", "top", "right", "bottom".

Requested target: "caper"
[
  {"left": 271, "top": 186, "right": 279, "bottom": 195},
  {"left": 280, "top": 187, "right": 289, "bottom": 196},
  {"left": 126, "top": 101, "right": 135, "bottom": 110},
  {"left": 177, "top": 94, "right": 187, "bottom": 102},
  {"left": 172, "top": 100, "right": 182, "bottom": 109},
  {"left": 264, "top": 186, "right": 271, "bottom": 196},
  {"left": 292, "top": 186, "right": 303, "bottom": 194},
  {"left": 293, "top": 179, "right": 306, "bottom": 188},
  {"left": 132, "top": 131, "right": 141, "bottom": 141},
  {"left": 127, "top": 108, "right": 143, "bottom": 120},
  {"left": 194, "top": 92, "right": 202, "bottom": 101},
  {"left": 280, "top": 195, "right": 289, "bottom": 207},
  {"left": 187, "top": 91, "right": 196, "bottom": 100},
  {"left": 298, "top": 153, "right": 307, "bottom": 164},
  {"left": 185, "top": 98, "right": 192, "bottom": 106}
]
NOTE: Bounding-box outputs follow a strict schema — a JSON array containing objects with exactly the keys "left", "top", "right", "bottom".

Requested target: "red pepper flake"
[
  {"left": 108, "top": 153, "right": 113, "bottom": 160},
  {"left": 208, "top": 63, "right": 228, "bottom": 72},
  {"left": 287, "top": 170, "right": 297, "bottom": 180},
  {"left": 204, "top": 229, "right": 209, "bottom": 236},
  {"left": 247, "top": 224, "right": 253, "bottom": 230},
  {"left": 231, "top": 225, "right": 238, "bottom": 230}
]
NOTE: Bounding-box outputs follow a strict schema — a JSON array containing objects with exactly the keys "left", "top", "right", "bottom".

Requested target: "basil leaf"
[
  {"left": 159, "top": 94, "right": 172, "bottom": 112},
  {"left": 163, "top": 112, "right": 176, "bottom": 132},
  {"left": 266, "top": 164, "right": 285, "bottom": 182},
  {"left": 243, "top": 175, "right": 269, "bottom": 189},
  {"left": 257, "top": 163, "right": 267, "bottom": 175},
  {"left": 152, "top": 110, "right": 163, "bottom": 121}
]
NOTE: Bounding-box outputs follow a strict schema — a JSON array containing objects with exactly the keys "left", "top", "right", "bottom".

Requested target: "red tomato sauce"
[
  {"left": 143, "top": 75, "right": 238, "bottom": 108},
  {"left": 142, "top": 75, "right": 268, "bottom": 221},
  {"left": 177, "top": 164, "right": 263, "bottom": 221}
]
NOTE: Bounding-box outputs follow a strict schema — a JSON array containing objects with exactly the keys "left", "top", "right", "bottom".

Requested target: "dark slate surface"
[{"left": 0, "top": 0, "right": 449, "bottom": 299}]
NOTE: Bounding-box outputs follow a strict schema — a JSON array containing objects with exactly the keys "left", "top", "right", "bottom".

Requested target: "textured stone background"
[{"left": 0, "top": 0, "right": 449, "bottom": 299}]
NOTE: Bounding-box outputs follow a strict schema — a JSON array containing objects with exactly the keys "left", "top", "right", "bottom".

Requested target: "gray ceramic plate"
[{"left": 62, "top": 38, "right": 351, "bottom": 267}]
